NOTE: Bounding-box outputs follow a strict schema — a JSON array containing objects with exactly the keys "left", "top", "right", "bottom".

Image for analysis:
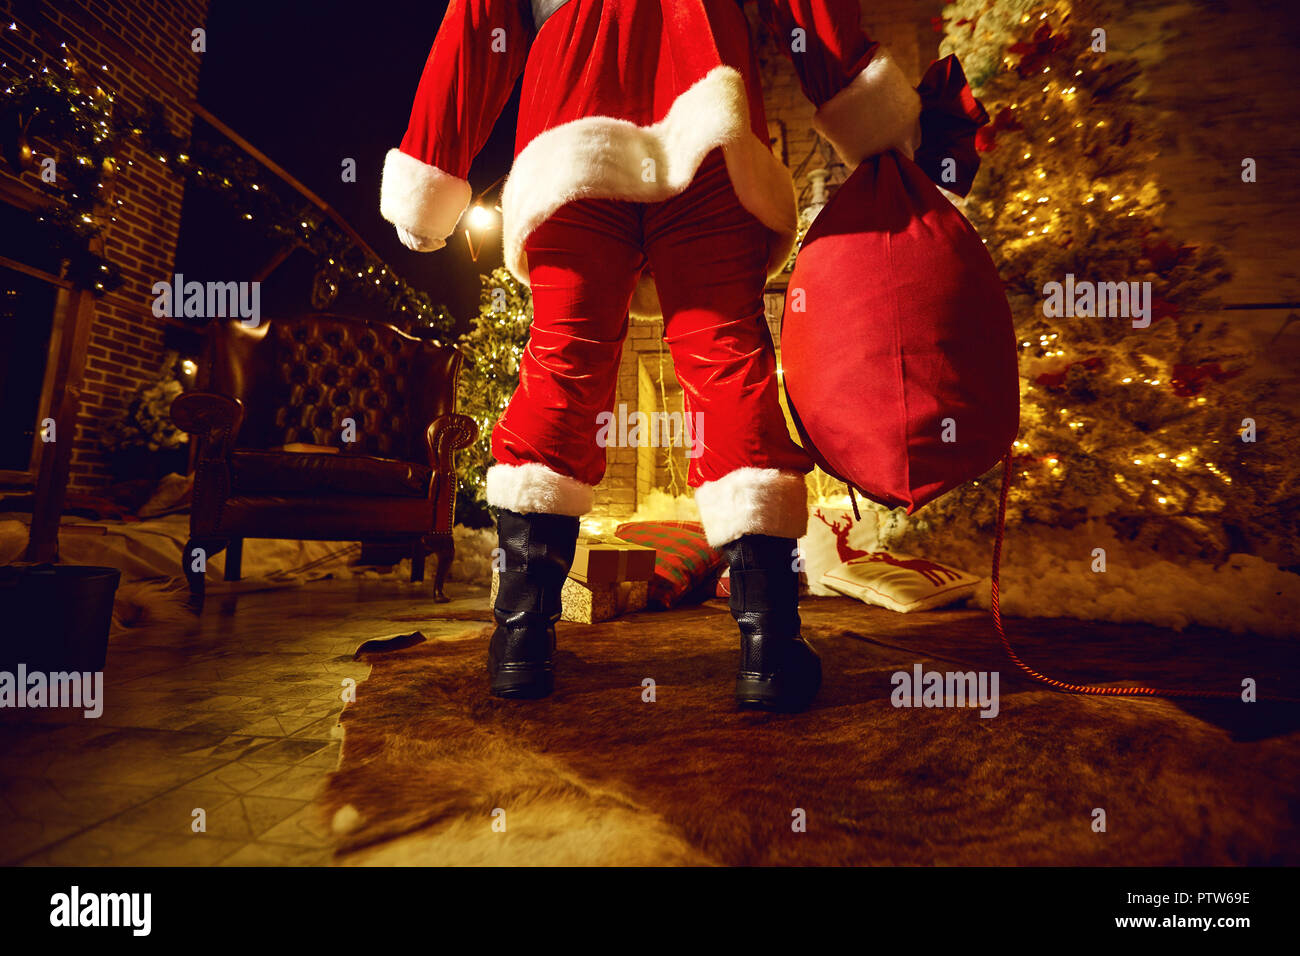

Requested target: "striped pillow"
[{"left": 614, "top": 521, "right": 724, "bottom": 608}]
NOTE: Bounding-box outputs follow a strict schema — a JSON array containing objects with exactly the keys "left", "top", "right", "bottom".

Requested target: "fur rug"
[
  {"left": 322, "top": 598, "right": 1300, "bottom": 866},
  {"left": 111, "top": 579, "right": 193, "bottom": 634}
]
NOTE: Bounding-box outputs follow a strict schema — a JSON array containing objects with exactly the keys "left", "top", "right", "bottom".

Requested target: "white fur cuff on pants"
[
  {"left": 693, "top": 468, "right": 809, "bottom": 548},
  {"left": 486, "top": 463, "right": 595, "bottom": 517}
]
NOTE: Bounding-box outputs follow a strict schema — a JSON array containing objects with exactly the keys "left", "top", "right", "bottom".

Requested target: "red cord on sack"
[{"left": 989, "top": 450, "right": 1296, "bottom": 703}]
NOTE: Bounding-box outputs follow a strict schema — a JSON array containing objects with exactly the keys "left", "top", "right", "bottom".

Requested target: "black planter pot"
[{"left": 0, "top": 565, "right": 120, "bottom": 671}]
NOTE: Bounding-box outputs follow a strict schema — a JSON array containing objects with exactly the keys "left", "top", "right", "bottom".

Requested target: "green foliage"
[
  {"left": 104, "top": 351, "right": 188, "bottom": 452},
  {"left": 457, "top": 267, "right": 532, "bottom": 504}
]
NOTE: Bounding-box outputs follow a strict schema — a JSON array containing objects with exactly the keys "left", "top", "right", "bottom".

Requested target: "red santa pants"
[{"left": 486, "top": 149, "right": 812, "bottom": 547}]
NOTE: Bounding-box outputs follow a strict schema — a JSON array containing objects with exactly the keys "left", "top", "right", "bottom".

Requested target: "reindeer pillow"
[
  {"left": 820, "top": 551, "right": 979, "bottom": 613},
  {"left": 800, "top": 507, "right": 879, "bottom": 596}
]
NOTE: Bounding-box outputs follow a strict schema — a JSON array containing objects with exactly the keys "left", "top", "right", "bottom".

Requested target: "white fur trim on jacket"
[
  {"left": 500, "top": 66, "right": 797, "bottom": 318},
  {"left": 693, "top": 467, "right": 809, "bottom": 548},
  {"left": 380, "top": 148, "right": 473, "bottom": 249},
  {"left": 486, "top": 462, "right": 595, "bottom": 517},
  {"left": 812, "top": 49, "right": 922, "bottom": 170}
]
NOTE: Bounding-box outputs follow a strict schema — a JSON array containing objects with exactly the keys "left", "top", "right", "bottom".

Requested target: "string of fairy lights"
[{"left": 1, "top": 41, "right": 453, "bottom": 336}]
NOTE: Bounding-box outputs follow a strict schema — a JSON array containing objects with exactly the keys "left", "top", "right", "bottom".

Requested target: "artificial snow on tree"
[{"left": 866, "top": 0, "right": 1298, "bottom": 569}]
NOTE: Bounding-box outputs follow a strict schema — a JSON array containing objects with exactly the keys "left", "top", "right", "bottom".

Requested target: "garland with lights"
[
  {"left": 2, "top": 55, "right": 129, "bottom": 292},
  {"left": 1, "top": 56, "right": 452, "bottom": 335},
  {"left": 899, "top": 0, "right": 1298, "bottom": 559}
]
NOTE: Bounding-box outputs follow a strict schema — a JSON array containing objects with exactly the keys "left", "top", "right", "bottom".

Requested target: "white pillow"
[
  {"left": 799, "top": 507, "right": 878, "bottom": 596},
  {"left": 820, "top": 551, "right": 978, "bottom": 613}
]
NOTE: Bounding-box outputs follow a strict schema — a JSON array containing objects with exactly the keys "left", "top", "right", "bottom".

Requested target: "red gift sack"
[
  {"left": 781, "top": 57, "right": 1270, "bottom": 705},
  {"left": 782, "top": 56, "right": 1019, "bottom": 514}
]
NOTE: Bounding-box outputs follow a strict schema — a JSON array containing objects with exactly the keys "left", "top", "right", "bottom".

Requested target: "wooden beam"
[
  {"left": 0, "top": 169, "right": 46, "bottom": 212},
  {"left": 0, "top": 253, "right": 72, "bottom": 289},
  {"left": 24, "top": 286, "right": 96, "bottom": 562},
  {"left": 252, "top": 241, "right": 302, "bottom": 284}
]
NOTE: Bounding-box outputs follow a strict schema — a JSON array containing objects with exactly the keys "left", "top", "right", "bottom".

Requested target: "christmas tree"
[
  {"left": 457, "top": 266, "right": 532, "bottom": 511},
  {"left": 880, "top": 0, "right": 1298, "bottom": 563}
]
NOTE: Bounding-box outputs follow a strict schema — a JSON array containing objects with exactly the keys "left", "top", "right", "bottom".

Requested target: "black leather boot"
[
  {"left": 488, "top": 509, "right": 579, "bottom": 699},
  {"left": 721, "top": 534, "right": 822, "bottom": 712}
]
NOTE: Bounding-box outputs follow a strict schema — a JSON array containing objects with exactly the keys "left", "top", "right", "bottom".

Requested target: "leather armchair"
[{"left": 171, "top": 313, "right": 477, "bottom": 608}]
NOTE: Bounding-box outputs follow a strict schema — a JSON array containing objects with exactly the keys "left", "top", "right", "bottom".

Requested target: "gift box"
[
  {"left": 559, "top": 577, "right": 649, "bottom": 623},
  {"left": 489, "top": 570, "right": 650, "bottom": 624},
  {"left": 569, "top": 542, "right": 657, "bottom": 586}
]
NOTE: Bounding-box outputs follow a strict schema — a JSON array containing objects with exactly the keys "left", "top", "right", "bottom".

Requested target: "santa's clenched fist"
[{"left": 395, "top": 225, "right": 443, "bottom": 252}]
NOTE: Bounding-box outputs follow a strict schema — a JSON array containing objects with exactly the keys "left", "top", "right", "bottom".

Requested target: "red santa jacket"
[{"left": 380, "top": 0, "right": 921, "bottom": 314}]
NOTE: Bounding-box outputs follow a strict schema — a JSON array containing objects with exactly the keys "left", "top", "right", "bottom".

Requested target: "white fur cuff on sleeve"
[
  {"left": 380, "top": 149, "right": 473, "bottom": 246},
  {"left": 812, "top": 49, "right": 922, "bottom": 170}
]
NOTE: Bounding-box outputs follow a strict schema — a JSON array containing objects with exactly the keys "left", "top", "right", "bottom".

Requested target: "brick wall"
[{"left": 1, "top": 0, "right": 210, "bottom": 489}]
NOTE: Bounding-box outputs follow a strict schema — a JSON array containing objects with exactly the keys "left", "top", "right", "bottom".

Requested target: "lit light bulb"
[{"left": 467, "top": 205, "right": 496, "bottom": 231}]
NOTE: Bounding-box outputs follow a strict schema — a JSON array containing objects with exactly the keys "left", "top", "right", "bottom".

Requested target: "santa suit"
[{"left": 381, "top": 0, "right": 920, "bottom": 547}]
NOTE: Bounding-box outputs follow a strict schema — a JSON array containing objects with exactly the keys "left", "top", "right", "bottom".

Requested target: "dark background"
[{"left": 174, "top": 0, "right": 517, "bottom": 330}]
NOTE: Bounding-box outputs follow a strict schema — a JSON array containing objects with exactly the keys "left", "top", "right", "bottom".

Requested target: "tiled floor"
[{"left": 0, "top": 578, "right": 490, "bottom": 866}]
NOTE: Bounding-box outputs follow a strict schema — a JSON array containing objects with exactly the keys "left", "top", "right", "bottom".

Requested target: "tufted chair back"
[{"left": 202, "top": 314, "right": 464, "bottom": 462}]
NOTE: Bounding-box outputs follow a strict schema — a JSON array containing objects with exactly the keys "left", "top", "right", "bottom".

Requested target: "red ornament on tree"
[
  {"left": 1150, "top": 295, "right": 1181, "bottom": 323},
  {"left": 1170, "top": 362, "right": 1242, "bottom": 397},
  {"left": 1008, "top": 23, "right": 1070, "bottom": 78},
  {"left": 1034, "top": 356, "right": 1105, "bottom": 390},
  {"left": 1141, "top": 240, "right": 1195, "bottom": 274},
  {"left": 975, "top": 106, "right": 1023, "bottom": 153}
]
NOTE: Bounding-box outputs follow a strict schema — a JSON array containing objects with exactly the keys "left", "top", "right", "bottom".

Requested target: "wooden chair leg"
[
  {"left": 224, "top": 538, "right": 243, "bottom": 581},
  {"left": 410, "top": 538, "right": 426, "bottom": 584},
  {"left": 183, "top": 537, "right": 226, "bottom": 612},
  {"left": 430, "top": 535, "right": 454, "bottom": 603}
]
